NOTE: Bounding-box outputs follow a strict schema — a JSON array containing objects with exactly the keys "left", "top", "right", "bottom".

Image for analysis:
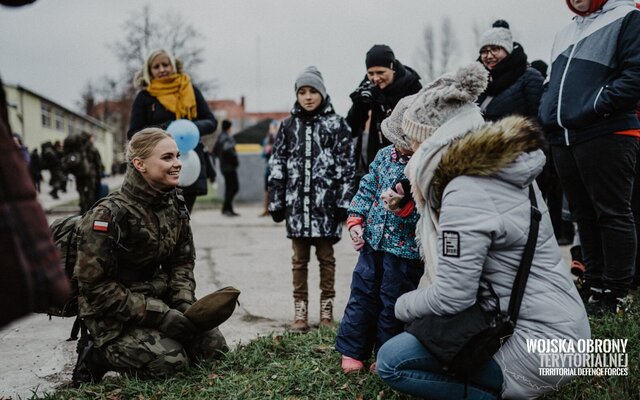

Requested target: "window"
[
  {"left": 41, "top": 102, "right": 51, "bottom": 127},
  {"left": 54, "top": 109, "right": 65, "bottom": 131},
  {"left": 68, "top": 117, "right": 75, "bottom": 136}
]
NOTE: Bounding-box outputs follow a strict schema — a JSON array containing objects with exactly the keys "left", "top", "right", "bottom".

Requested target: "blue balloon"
[{"left": 166, "top": 119, "right": 200, "bottom": 153}]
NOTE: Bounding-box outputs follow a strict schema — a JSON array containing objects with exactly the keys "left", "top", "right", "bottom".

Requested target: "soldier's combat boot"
[
  {"left": 319, "top": 298, "right": 333, "bottom": 328},
  {"left": 72, "top": 336, "right": 110, "bottom": 387},
  {"left": 290, "top": 299, "right": 309, "bottom": 332}
]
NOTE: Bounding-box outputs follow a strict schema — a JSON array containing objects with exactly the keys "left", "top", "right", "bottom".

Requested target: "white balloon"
[{"left": 178, "top": 150, "right": 201, "bottom": 187}]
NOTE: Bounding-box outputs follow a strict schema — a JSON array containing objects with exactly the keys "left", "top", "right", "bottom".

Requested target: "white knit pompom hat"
[
  {"left": 380, "top": 93, "right": 417, "bottom": 151},
  {"left": 402, "top": 63, "right": 488, "bottom": 143}
]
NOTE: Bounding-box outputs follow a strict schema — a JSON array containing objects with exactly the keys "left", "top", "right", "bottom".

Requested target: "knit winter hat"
[
  {"left": 380, "top": 94, "right": 417, "bottom": 151},
  {"left": 402, "top": 63, "right": 488, "bottom": 143},
  {"left": 295, "top": 66, "right": 327, "bottom": 100},
  {"left": 478, "top": 20, "right": 513, "bottom": 54},
  {"left": 366, "top": 44, "right": 396, "bottom": 69}
]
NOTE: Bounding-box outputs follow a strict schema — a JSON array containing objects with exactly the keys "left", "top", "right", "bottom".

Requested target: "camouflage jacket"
[
  {"left": 268, "top": 98, "right": 356, "bottom": 239},
  {"left": 75, "top": 168, "right": 195, "bottom": 347}
]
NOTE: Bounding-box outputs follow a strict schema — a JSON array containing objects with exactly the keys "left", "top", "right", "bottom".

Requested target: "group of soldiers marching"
[{"left": 40, "top": 132, "right": 104, "bottom": 213}]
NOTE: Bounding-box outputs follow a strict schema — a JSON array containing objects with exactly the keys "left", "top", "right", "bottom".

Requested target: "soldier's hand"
[{"left": 158, "top": 309, "right": 197, "bottom": 339}]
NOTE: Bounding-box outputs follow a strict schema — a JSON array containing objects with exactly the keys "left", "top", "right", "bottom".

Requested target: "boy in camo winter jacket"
[{"left": 268, "top": 66, "right": 355, "bottom": 332}]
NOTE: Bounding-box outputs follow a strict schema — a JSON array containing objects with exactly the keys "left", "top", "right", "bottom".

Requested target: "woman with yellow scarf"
[{"left": 128, "top": 49, "right": 217, "bottom": 212}]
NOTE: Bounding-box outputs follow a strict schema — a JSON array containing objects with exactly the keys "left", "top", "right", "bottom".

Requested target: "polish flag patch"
[{"left": 93, "top": 220, "right": 109, "bottom": 232}]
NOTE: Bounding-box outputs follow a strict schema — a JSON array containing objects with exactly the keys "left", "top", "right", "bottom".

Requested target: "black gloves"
[
  {"left": 270, "top": 208, "right": 286, "bottom": 223},
  {"left": 335, "top": 208, "right": 349, "bottom": 222},
  {"left": 158, "top": 309, "right": 197, "bottom": 339}
]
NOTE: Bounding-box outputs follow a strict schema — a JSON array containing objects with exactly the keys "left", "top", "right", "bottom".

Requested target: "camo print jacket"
[
  {"left": 268, "top": 98, "right": 356, "bottom": 239},
  {"left": 75, "top": 168, "right": 195, "bottom": 347}
]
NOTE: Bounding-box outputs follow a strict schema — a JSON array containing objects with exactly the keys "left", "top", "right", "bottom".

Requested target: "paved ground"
[{"left": 0, "top": 176, "right": 359, "bottom": 399}]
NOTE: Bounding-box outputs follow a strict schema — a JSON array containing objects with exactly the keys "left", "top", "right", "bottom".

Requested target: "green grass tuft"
[{"left": 33, "top": 298, "right": 639, "bottom": 400}]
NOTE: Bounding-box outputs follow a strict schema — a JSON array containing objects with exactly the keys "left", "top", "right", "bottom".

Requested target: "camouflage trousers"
[{"left": 100, "top": 326, "right": 228, "bottom": 378}]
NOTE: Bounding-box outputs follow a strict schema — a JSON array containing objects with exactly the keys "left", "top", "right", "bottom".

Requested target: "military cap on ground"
[{"left": 184, "top": 286, "right": 241, "bottom": 331}]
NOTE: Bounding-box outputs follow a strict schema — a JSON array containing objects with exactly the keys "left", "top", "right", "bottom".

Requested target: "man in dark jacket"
[
  {"left": 347, "top": 45, "right": 422, "bottom": 173},
  {"left": 539, "top": 0, "right": 640, "bottom": 314},
  {"left": 214, "top": 120, "right": 239, "bottom": 216}
]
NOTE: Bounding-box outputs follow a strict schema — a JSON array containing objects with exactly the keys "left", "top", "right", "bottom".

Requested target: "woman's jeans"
[{"left": 377, "top": 332, "right": 503, "bottom": 400}]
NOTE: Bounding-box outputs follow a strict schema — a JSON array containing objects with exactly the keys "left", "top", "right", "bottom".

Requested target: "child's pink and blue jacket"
[{"left": 348, "top": 145, "right": 420, "bottom": 260}]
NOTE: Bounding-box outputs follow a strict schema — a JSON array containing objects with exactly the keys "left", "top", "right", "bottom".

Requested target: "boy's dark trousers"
[
  {"left": 336, "top": 243, "right": 423, "bottom": 361},
  {"left": 222, "top": 170, "right": 239, "bottom": 213},
  {"left": 552, "top": 134, "right": 638, "bottom": 295}
]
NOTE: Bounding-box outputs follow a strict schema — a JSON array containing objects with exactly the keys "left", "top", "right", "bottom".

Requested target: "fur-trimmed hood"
[{"left": 431, "top": 116, "right": 545, "bottom": 203}]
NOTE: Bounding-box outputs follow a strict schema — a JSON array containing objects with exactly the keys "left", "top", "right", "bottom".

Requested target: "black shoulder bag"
[{"left": 405, "top": 185, "right": 541, "bottom": 379}]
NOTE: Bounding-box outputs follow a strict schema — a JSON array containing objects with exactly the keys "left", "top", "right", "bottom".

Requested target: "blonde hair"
[
  {"left": 133, "top": 48, "right": 184, "bottom": 88},
  {"left": 126, "top": 128, "right": 174, "bottom": 163}
]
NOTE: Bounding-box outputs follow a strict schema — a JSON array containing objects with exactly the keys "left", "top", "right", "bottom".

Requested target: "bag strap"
[{"left": 507, "top": 185, "right": 541, "bottom": 323}]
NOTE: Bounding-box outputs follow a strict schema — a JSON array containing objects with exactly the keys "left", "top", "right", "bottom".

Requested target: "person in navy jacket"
[{"left": 539, "top": 0, "right": 640, "bottom": 314}]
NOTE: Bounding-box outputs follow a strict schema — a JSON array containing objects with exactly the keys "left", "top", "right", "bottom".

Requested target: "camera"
[{"left": 357, "top": 81, "right": 374, "bottom": 101}]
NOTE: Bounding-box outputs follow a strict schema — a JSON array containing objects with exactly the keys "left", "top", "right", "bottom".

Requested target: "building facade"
[{"left": 4, "top": 84, "right": 115, "bottom": 169}]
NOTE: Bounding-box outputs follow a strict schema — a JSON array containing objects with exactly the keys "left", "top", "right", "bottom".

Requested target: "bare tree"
[
  {"left": 109, "top": 5, "right": 213, "bottom": 94},
  {"left": 78, "top": 81, "right": 96, "bottom": 116},
  {"left": 415, "top": 24, "right": 436, "bottom": 82},
  {"left": 414, "top": 17, "right": 460, "bottom": 83},
  {"left": 78, "top": 4, "right": 216, "bottom": 153},
  {"left": 440, "top": 17, "right": 458, "bottom": 74}
]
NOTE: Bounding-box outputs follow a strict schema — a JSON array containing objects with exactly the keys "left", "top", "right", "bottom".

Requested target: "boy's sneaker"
[
  {"left": 587, "top": 289, "right": 629, "bottom": 316},
  {"left": 341, "top": 355, "right": 365, "bottom": 374}
]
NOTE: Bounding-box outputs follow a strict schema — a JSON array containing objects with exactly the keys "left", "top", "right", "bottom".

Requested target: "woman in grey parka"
[{"left": 376, "top": 64, "right": 590, "bottom": 400}]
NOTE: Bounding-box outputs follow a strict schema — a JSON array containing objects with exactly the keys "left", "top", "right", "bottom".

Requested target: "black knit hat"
[{"left": 366, "top": 44, "right": 396, "bottom": 69}]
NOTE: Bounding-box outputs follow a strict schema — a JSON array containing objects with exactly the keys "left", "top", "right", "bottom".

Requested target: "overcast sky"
[{"left": 1, "top": 1, "right": 574, "bottom": 117}]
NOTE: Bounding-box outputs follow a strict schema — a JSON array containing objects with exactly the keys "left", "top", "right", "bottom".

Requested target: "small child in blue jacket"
[{"left": 336, "top": 94, "right": 424, "bottom": 373}]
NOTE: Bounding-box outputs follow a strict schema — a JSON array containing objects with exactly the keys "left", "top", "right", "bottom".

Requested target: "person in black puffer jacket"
[
  {"left": 475, "top": 20, "right": 543, "bottom": 122},
  {"left": 128, "top": 48, "right": 217, "bottom": 212},
  {"left": 347, "top": 45, "right": 422, "bottom": 174}
]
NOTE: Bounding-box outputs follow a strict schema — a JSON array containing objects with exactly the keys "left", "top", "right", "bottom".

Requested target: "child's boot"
[
  {"left": 341, "top": 355, "right": 365, "bottom": 374},
  {"left": 319, "top": 298, "right": 333, "bottom": 328},
  {"left": 290, "top": 299, "right": 309, "bottom": 332}
]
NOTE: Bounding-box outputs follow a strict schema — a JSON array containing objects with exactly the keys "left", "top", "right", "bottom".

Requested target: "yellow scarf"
[{"left": 147, "top": 73, "right": 198, "bottom": 120}]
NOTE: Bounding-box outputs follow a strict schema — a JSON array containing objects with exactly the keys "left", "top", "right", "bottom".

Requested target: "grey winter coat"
[
  {"left": 397, "top": 117, "right": 590, "bottom": 399},
  {"left": 268, "top": 98, "right": 356, "bottom": 239}
]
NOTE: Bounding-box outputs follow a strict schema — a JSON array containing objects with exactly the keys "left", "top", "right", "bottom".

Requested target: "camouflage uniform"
[{"left": 75, "top": 167, "right": 227, "bottom": 378}]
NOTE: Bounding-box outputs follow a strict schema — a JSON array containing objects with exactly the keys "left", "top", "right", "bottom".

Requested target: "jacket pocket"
[{"left": 592, "top": 86, "right": 605, "bottom": 116}]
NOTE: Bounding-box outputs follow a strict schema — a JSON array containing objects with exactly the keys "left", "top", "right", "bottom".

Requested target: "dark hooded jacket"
[
  {"left": 476, "top": 43, "right": 544, "bottom": 122},
  {"left": 268, "top": 97, "right": 355, "bottom": 240},
  {"left": 538, "top": 0, "right": 640, "bottom": 145},
  {"left": 347, "top": 62, "right": 422, "bottom": 170}
]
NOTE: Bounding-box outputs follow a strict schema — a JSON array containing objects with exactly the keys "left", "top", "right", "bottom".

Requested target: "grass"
[
  {"left": 33, "top": 299, "right": 639, "bottom": 400},
  {"left": 35, "top": 326, "right": 412, "bottom": 400}
]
